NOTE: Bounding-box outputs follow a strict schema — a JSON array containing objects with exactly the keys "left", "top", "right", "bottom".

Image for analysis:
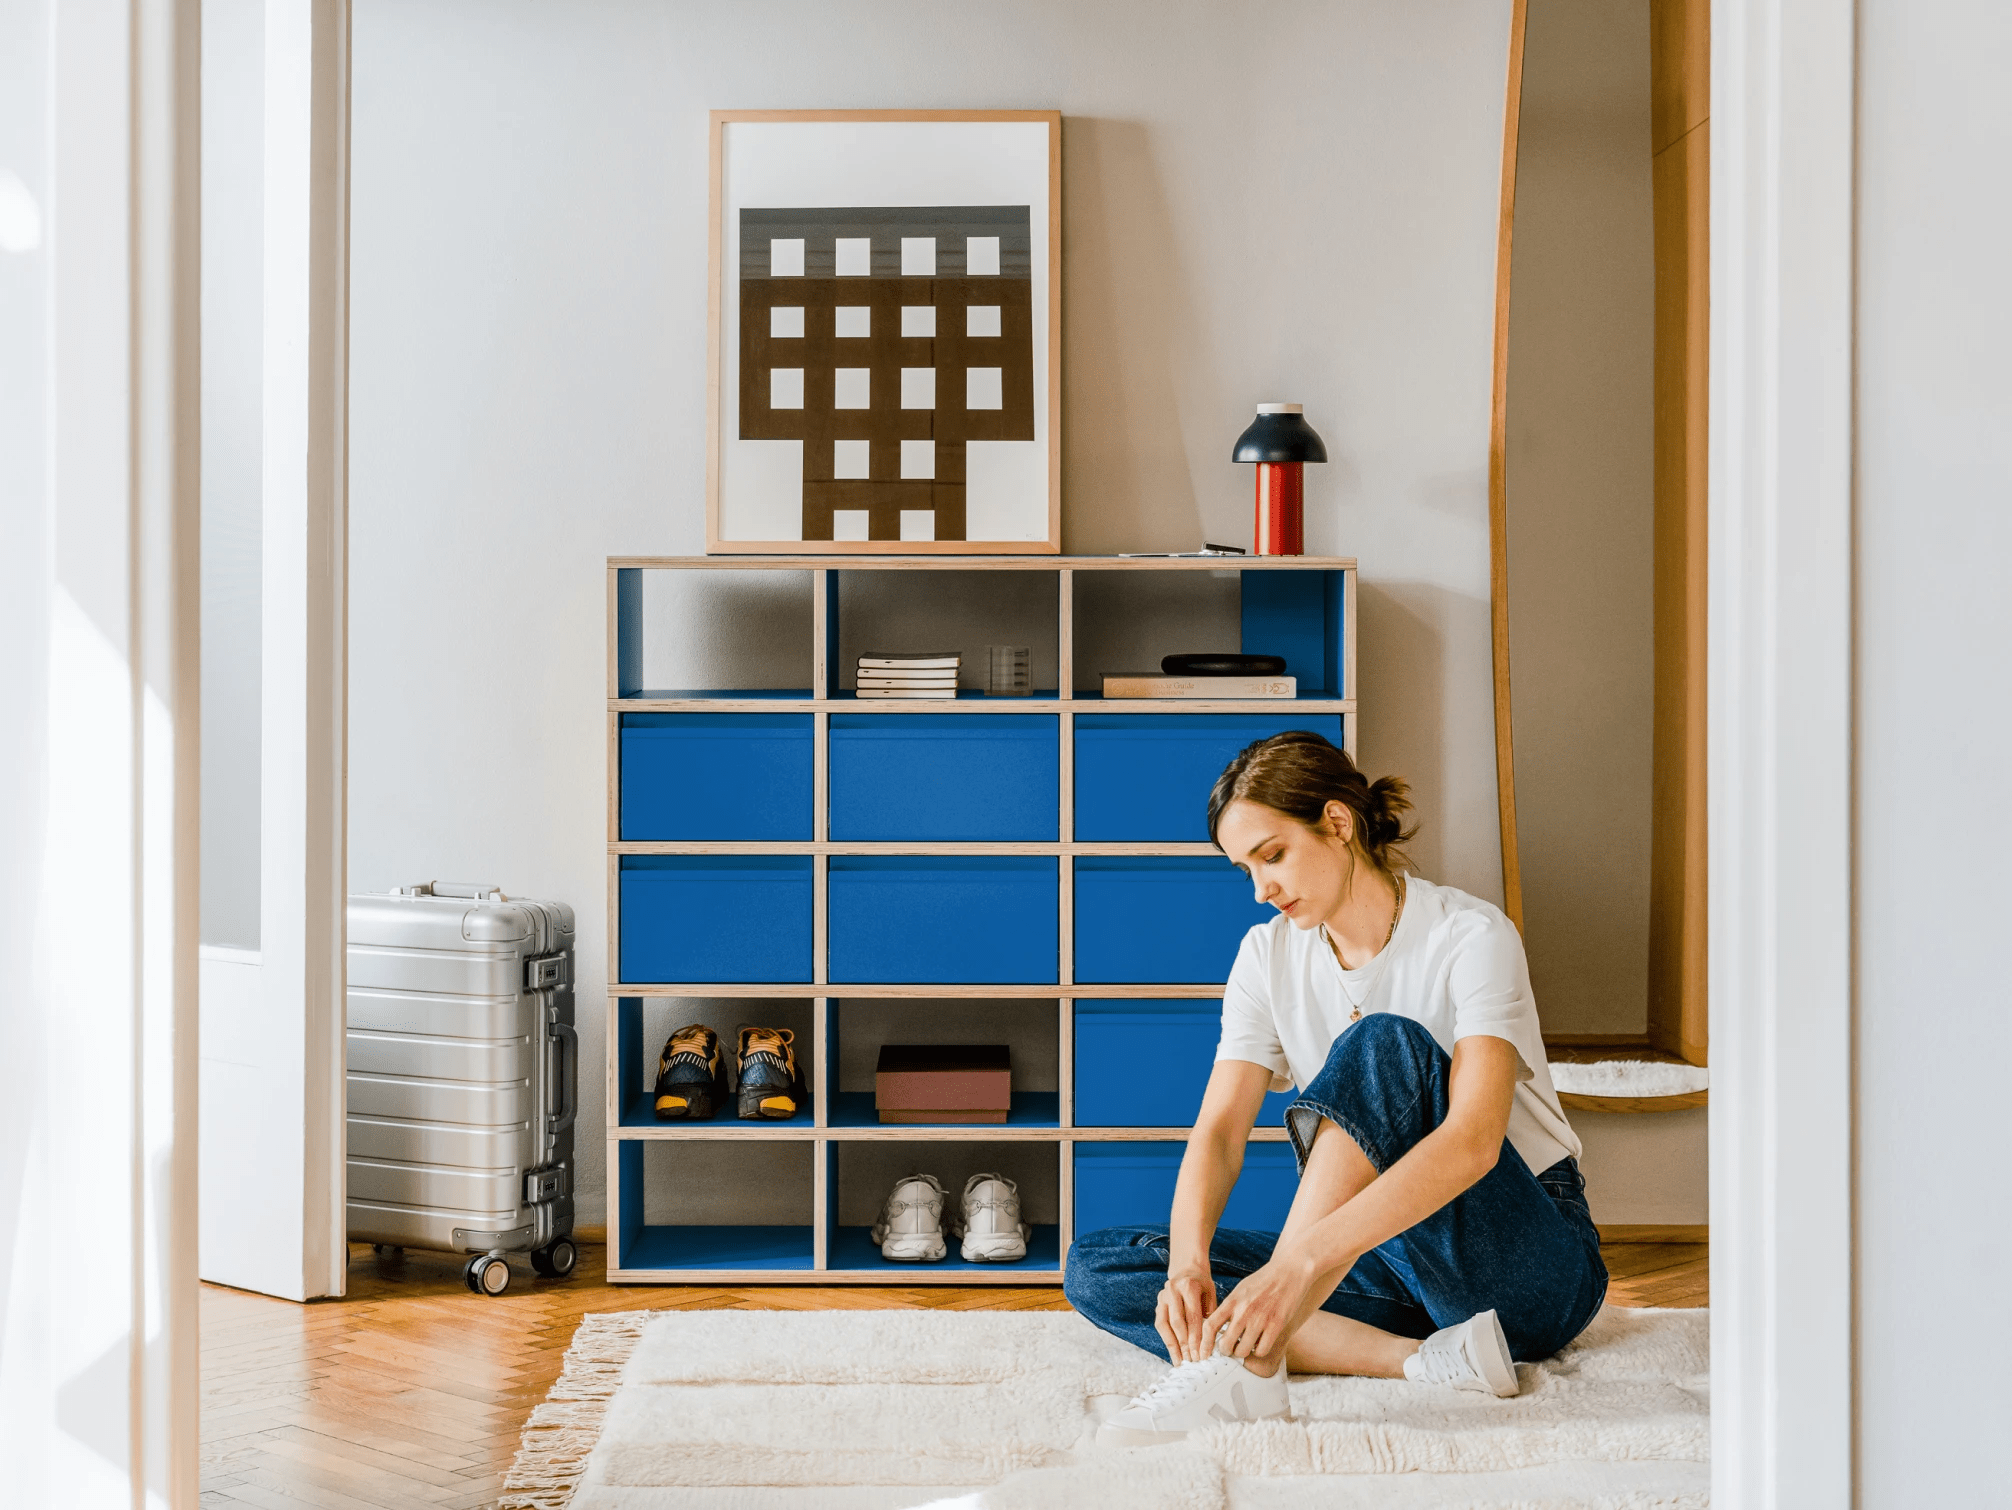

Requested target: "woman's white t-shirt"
[{"left": 1215, "top": 874, "right": 1581, "bottom": 1175}]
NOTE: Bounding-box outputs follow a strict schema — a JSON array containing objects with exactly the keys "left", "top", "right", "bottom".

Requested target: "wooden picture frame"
[{"left": 706, "top": 109, "right": 1063, "bottom": 556}]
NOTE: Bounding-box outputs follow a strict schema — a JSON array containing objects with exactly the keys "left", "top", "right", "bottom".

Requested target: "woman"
[{"left": 1064, "top": 732, "right": 1606, "bottom": 1447}]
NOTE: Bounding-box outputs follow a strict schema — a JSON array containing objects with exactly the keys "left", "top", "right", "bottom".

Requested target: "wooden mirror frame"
[{"left": 1487, "top": 0, "right": 1710, "bottom": 1066}]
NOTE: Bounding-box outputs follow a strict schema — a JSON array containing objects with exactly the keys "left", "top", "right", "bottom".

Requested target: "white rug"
[
  {"left": 1548, "top": 1061, "right": 1710, "bottom": 1097},
  {"left": 502, "top": 1306, "right": 1709, "bottom": 1510}
]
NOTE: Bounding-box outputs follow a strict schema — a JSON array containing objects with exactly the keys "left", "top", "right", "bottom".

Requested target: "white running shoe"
[
  {"left": 957, "top": 1172, "right": 1031, "bottom": 1262},
  {"left": 871, "top": 1173, "right": 947, "bottom": 1261},
  {"left": 1402, "top": 1309, "right": 1520, "bottom": 1397},
  {"left": 1097, "top": 1353, "right": 1292, "bottom": 1448}
]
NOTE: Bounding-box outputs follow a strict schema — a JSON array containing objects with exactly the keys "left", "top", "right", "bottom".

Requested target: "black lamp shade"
[{"left": 1232, "top": 407, "right": 1328, "bottom": 464}]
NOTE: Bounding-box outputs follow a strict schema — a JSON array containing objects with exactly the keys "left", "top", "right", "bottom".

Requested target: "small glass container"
[{"left": 986, "top": 645, "right": 1032, "bottom": 697}]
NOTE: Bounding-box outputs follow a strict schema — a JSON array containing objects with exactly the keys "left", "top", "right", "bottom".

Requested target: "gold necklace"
[{"left": 1329, "top": 873, "right": 1406, "bottom": 1022}]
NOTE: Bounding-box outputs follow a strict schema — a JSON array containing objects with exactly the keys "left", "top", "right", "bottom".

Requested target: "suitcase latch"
[
  {"left": 525, "top": 954, "right": 568, "bottom": 989},
  {"left": 525, "top": 1166, "right": 569, "bottom": 1204}
]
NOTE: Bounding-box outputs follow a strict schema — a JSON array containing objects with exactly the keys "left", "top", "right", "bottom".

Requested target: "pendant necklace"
[{"left": 1328, "top": 873, "right": 1406, "bottom": 1022}]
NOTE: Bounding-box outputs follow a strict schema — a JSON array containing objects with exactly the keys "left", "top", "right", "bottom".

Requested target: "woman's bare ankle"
[{"left": 1240, "top": 1352, "right": 1284, "bottom": 1379}]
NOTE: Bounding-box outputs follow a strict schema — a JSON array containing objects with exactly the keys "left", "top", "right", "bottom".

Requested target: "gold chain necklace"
[{"left": 1329, "top": 873, "right": 1406, "bottom": 1022}]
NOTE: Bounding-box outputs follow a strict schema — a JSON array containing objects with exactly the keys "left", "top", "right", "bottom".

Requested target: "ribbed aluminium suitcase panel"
[
  {"left": 345, "top": 887, "right": 576, "bottom": 1258},
  {"left": 346, "top": 1027, "right": 533, "bottom": 1083}
]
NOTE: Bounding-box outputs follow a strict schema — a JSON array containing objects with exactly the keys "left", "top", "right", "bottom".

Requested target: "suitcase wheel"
[
  {"left": 464, "top": 1254, "right": 511, "bottom": 1296},
  {"left": 531, "top": 1237, "right": 579, "bottom": 1280}
]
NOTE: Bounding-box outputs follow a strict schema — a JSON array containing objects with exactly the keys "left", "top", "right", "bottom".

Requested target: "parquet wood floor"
[{"left": 200, "top": 1237, "right": 1706, "bottom": 1510}]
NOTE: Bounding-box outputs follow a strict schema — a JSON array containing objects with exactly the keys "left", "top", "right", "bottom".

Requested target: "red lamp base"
[{"left": 1253, "top": 462, "right": 1304, "bottom": 555}]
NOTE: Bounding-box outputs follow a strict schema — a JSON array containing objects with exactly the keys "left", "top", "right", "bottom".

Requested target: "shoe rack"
[{"left": 605, "top": 555, "right": 1357, "bottom": 1283}]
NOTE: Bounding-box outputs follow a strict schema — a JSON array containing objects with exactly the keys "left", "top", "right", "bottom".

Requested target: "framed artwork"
[{"left": 706, "top": 110, "right": 1061, "bottom": 555}]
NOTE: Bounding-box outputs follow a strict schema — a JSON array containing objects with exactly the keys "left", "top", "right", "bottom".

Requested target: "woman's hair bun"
[{"left": 1205, "top": 732, "right": 1418, "bottom": 870}]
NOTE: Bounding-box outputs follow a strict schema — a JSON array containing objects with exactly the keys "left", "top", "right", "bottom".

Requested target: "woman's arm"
[
  {"left": 1209, "top": 1033, "right": 1520, "bottom": 1365},
  {"left": 1157, "top": 1059, "right": 1274, "bottom": 1362}
]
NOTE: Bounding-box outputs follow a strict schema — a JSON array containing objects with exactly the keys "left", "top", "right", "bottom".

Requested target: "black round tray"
[{"left": 1161, "top": 653, "right": 1288, "bottom": 676}]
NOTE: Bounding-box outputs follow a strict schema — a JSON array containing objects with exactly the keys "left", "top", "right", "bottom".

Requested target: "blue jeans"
[{"left": 1063, "top": 1013, "right": 1608, "bottom": 1363}]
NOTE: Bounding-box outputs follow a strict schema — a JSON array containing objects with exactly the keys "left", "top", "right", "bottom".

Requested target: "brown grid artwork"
[{"left": 739, "top": 206, "right": 1037, "bottom": 542}]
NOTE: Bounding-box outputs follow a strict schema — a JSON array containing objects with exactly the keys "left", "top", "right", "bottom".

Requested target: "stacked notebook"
[{"left": 857, "top": 650, "right": 961, "bottom": 699}]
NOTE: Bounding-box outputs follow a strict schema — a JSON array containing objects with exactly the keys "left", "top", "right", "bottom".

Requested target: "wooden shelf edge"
[
  {"left": 608, "top": 554, "right": 1359, "bottom": 571},
  {"left": 1559, "top": 1089, "right": 1708, "bottom": 1113},
  {"left": 1596, "top": 1223, "right": 1708, "bottom": 1244},
  {"left": 604, "top": 1267, "right": 1065, "bottom": 1285},
  {"left": 608, "top": 983, "right": 1230, "bottom": 998}
]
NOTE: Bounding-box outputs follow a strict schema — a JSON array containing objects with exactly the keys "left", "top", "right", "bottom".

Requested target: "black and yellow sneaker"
[
  {"left": 736, "top": 1025, "right": 805, "bottom": 1120},
  {"left": 654, "top": 1024, "right": 728, "bottom": 1120}
]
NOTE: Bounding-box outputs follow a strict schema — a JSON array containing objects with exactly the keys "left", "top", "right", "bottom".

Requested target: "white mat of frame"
[{"left": 500, "top": 1306, "right": 1709, "bottom": 1510}]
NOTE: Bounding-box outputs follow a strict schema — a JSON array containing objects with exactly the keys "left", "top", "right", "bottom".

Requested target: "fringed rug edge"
[{"left": 497, "top": 1310, "right": 656, "bottom": 1510}]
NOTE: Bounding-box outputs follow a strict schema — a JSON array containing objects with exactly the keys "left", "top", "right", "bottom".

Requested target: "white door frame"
[{"left": 1709, "top": 0, "right": 1858, "bottom": 1501}]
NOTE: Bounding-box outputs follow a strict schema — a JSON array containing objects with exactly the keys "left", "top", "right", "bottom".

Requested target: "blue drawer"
[
  {"left": 1073, "top": 857, "right": 1273, "bottom": 984},
  {"left": 1073, "top": 1142, "right": 1298, "bottom": 1236},
  {"left": 1074, "top": 714, "right": 1345, "bottom": 841},
  {"left": 619, "top": 856, "right": 813, "bottom": 983},
  {"left": 1074, "top": 1000, "right": 1293, "bottom": 1126},
  {"left": 830, "top": 714, "right": 1058, "bottom": 841},
  {"left": 828, "top": 856, "right": 1058, "bottom": 984},
  {"left": 620, "top": 714, "right": 813, "bottom": 841}
]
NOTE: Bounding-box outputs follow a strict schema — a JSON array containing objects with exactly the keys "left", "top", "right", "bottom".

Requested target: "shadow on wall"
[
  {"left": 1353, "top": 578, "right": 1486, "bottom": 892},
  {"left": 1061, "top": 117, "right": 1204, "bottom": 554}
]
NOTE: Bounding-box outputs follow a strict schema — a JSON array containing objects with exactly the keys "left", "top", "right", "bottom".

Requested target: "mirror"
[{"left": 1489, "top": 0, "right": 1708, "bottom": 1064}]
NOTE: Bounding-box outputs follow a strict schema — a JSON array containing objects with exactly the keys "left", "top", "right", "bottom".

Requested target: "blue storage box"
[
  {"left": 618, "top": 855, "right": 813, "bottom": 983},
  {"left": 1074, "top": 714, "right": 1345, "bottom": 841},
  {"left": 1073, "top": 857, "right": 1273, "bottom": 984},
  {"left": 1073, "top": 1000, "right": 1294, "bottom": 1126},
  {"left": 620, "top": 714, "right": 813, "bottom": 841},
  {"left": 828, "top": 856, "right": 1058, "bottom": 984},
  {"left": 830, "top": 714, "right": 1058, "bottom": 841},
  {"left": 1073, "top": 1142, "right": 1298, "bottom": 1236}
]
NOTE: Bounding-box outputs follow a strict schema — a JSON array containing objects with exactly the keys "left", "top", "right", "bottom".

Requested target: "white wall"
[
  {"left": 1855, "top": 0, "right": 2012, "bottom": 1495},
  {"left": 1504, "top": 0, "right": 1656, "bottom": 1038},
  {"left": 345, "top": 0, "right": 1516, "bottom": 1220},
  {"left": 200, "top": 0, "right": 265, "bottom": 951}
]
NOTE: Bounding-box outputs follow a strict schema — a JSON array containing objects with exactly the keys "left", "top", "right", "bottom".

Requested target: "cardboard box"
[{"left": 875, "top": 1044, "right": 1011, "bottom": 1124}]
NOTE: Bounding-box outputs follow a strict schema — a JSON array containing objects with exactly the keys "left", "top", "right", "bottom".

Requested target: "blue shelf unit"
[{"left": 605, "top": 555, "right": 1356, "bottom": 1283}]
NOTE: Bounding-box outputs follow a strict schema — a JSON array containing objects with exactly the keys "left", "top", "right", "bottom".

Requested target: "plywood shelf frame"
[{"left": 607, "top": 555, "right": 1356, "bottom": 1285}]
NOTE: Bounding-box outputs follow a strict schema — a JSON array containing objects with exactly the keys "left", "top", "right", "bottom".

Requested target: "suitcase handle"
[
  {"left": 403, "top": 880, "right": 507, "bottom": 901},
  {"left": 548, "top": 1022, "right": 578, "bottom": 1135}
]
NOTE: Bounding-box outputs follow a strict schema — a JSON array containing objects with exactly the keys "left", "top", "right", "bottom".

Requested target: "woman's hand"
[
  {"left": 1155, "top": 1264, "right": 1219, "bottom": 1363},
  {"left": 1210, "top": 1246, "right": 1327, "bottom": 1367}
]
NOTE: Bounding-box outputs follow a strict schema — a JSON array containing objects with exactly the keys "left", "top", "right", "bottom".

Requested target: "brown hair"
[{"left": 1206, "top": 731, "right": 1418, "bottom": 874}]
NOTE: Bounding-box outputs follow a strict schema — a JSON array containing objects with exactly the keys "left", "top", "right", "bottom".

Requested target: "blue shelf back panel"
[
  {"left": 828, "top": 1224, "right": 1061, "bottom": 1273},
  {"left": 1074, "top": 714, "right": 1346, "bottom": 841},
  {"left": 621, "top": 1224, "right": 816, "bottom": 1271},
  {"left": 830, "top": 714, "right": 1059, "bottom": 841},
  {"left": 1073, "top": 1000, "right": 1293, "bottom": 1127},
  {"left": 828, "top": 856, "right": 1058, "bottom": 983},
  {"left": 1073, "top": 856, "right": 1272, "bottom": 983},
  {"left": 620, "top": 714, "right": 814, "bottom": 841},
  {"left": 1073, "top": 1142, "right": 1298, "bottom": 1237},
  {"left": 1239, "top": 570, "right": 1345, "bottom": 695},
  {"left": 619, "top": 855, "right": 813, "bottom": 982}
]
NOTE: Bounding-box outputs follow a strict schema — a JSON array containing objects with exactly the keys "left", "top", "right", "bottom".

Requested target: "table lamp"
[{"left": 1232, "top": 403, "right": 1328, "bottom": 555}]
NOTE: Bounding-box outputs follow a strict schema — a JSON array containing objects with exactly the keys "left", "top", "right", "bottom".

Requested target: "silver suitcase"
[{"left": 345, "top": 881, "right": 578, "bottom": 1295}]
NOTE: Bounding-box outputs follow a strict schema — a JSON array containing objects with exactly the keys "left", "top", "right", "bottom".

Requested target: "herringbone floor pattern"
[{"left": 200, "top": 1237, "right": 1707, "bottom": 1510}]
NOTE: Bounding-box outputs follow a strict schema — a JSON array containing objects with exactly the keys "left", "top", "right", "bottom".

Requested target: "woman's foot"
[
  {"left": 1401, "top": 1309, "right": 1520, "bottom": 1397},
  {"left": 1096, "top": 1354, "right": 1292, "bottom": 1447}
]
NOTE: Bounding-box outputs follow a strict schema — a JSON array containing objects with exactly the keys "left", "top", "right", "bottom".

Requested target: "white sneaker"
[
  {"left": 957, "top": 1172, "right": 1031, "bottom": 1262},
  {"left": 871, "top": 1173, "right": 946, "bottom": 1261},
  {"left": 1097, "top": 1353, "right": 1291, "bottom": 1447},
  {"left": 1402, "top": 1309, "right": 1520, "bottom": 1397}
]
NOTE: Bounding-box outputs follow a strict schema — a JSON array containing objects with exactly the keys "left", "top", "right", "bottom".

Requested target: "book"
[
  {"left": 1101, "top": 673, "right": 1297, "bottom": 699},
  {"left": 856, "top": 686, "right": 958, "bottom": 699},
  {"left": 857, "top": 677, "right": 959, "bottom": 689},
  {"left": 860, "top": 651, "right": 960, "bottom": 669},
  {"left": 857, "top": 669, "right": 959, "bottom": 682}
]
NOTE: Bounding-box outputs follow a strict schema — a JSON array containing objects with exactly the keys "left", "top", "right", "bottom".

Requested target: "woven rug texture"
[{"left": 501, "top": 1305, "right": 1710, "bottom": 1510}]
